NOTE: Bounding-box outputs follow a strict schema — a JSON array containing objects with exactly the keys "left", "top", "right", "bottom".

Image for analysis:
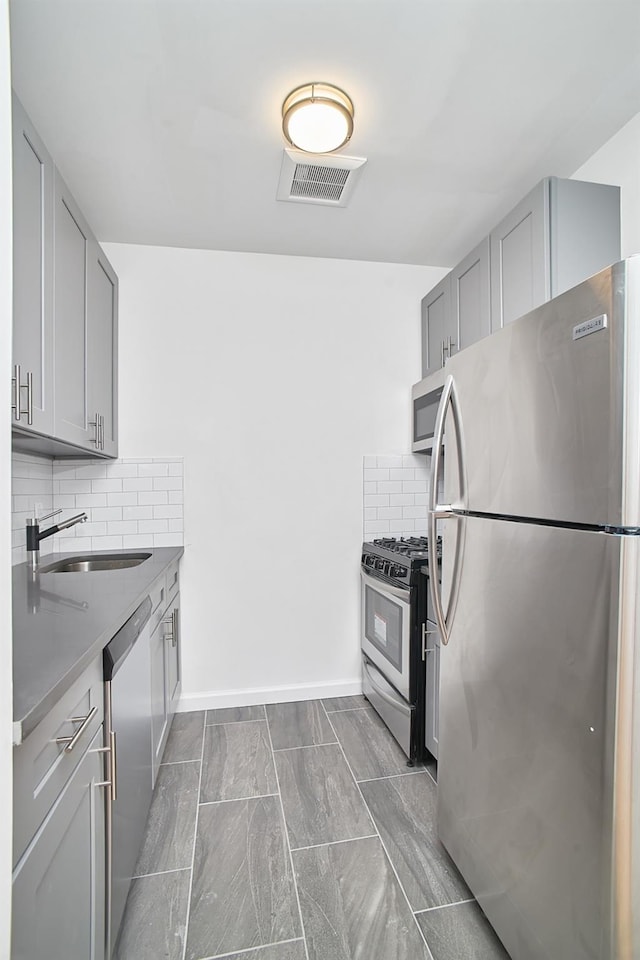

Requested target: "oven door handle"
[
  {"left": 360, "top": 569, "right": 411, "bottom": 603},
  {"left": 363, "top": 659, "right": 411, "bottom": 715}
]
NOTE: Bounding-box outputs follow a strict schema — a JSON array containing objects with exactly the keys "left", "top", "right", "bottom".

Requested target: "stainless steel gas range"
[{"left": 360, "top": 536, "right": 441, "bottom": 764}]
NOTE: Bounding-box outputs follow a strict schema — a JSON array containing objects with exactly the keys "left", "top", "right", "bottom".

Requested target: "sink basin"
[{"left": 41, "top": 553, "right": 151, "bottom": 573}]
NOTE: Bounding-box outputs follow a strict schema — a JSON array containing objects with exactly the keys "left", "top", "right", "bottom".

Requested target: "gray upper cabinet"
[
  {"left": 451, "top": 236, "right": 491, "bottom": 355},
  {"left": 87, "top": 243, "right": 118, "bottom": 457},
  {"left": 420, "top": 176, "right": 620, "bottom": 377},
  {"left": 490, "top": 177, "right": 620, "bottom": 331},
  {"left": 11, "top": 94, "right": 118, "bottom": 458},
  {"left": 54, "top": 173, "right": 91, "bottom": 449},
  {"left": 421, "top": 275, "right": 450, "bottom": 377},
  {"left": 11, "top": 96, "right": 54, "bottom": 436},
  {"left": 12, "top": 726, "right": 106, "bottom": 960}
]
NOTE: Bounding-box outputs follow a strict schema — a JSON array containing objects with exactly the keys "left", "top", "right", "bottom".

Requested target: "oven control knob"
[{"left": 392, "top": 564, "right": 406, "bottom": 578}]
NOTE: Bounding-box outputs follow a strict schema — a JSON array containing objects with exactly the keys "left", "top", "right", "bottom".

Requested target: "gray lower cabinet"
[
  {"left": 150, "top": 588, "right": 181, "bottom": 783},
  {"left": 424, "top": 618, "right": 440, "bottom": 760},
  {"left": 11, "top": 95, "right": 54, "bottom": 436},
  {"left": 12, "top": 725, "right": 106, "bottom": 960}
]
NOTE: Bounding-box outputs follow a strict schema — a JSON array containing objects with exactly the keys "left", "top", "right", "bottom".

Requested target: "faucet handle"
[{"left": 28, "top": 508, "right": 62, "bottom": 525}]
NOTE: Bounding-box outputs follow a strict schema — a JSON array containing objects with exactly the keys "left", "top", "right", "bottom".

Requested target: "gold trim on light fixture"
[{"left": 282, "top": 82, "right": 354, "bottom": 154}]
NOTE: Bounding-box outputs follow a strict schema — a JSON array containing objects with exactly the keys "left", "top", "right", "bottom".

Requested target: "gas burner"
[{"left": 370, "top": 535, "right": 442, "bottom": 560}]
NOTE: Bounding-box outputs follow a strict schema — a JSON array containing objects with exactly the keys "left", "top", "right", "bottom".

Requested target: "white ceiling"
[{"left": 9, "top": 0, "right": 640, "bottom": 267}]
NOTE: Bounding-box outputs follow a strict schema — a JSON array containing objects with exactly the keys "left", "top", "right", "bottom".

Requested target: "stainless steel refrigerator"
[{"left": 425, "top": 257, "right": 640, "bottom": 960}]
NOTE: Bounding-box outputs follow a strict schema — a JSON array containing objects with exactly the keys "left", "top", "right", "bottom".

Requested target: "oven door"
[{"left": 360, "top": 568, "right": 411, "bottom": 701}]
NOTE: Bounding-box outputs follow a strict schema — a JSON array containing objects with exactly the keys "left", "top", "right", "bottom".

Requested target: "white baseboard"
[{"left": 176, "top": 677, "right": 363, "bottom": 713}]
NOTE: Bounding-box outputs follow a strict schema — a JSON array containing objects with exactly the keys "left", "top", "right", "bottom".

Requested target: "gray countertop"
[{"left": 12, "top": 546, "right": 184, "bottom": 744}]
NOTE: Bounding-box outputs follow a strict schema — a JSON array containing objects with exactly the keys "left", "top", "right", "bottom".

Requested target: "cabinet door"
[
  {"left": 11, "top": 95, "right": 54, "bottom": 435},
  {"left": 53, "top": 173, "right": 92, "bottom": 448},
  {"left": 490, "top": 179, "right": 550, "bottom": 332},
  {"left": 165, "top": 594, "right": 181, "bottom": 718},
  {"left": 87, "top": 242, "right": 118, "bottom": 457},
  {"left": 12, "top": 727, "right": 106, "bottom": 960},
  {"left": 421, "top": 275, "right": 451, "bottom": 378},
  {"left": 450, "top": 237, "right": 491, "bottom": 354},
  {"left": 150, "top": 618, "right": 168, "bottom": 785},
  {"left": 424, "top": 620, "right": 440, "bottom": 760}
]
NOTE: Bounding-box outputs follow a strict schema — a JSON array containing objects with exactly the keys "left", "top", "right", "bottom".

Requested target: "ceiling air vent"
[{"left": 277, "top": 148, "right": 367, "bottom": 207}]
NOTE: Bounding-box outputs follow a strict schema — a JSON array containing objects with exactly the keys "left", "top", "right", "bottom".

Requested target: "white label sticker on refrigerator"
[
  {"left": 573, "top": 314, "right": 607, "bottom": 341},
  {"left": 374, "top": 613, "right": 388, "bottom": 646}
]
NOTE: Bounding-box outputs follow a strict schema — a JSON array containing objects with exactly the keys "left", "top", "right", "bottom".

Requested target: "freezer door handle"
[{"left": 428, "top": 374, "right": 465, "bottom": 646}]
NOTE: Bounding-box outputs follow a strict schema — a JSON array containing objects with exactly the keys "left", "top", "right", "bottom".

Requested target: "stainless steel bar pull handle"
[
  {"left": 99, "top": 413, "right": 105, "bottom": 450},
  {"left": 447, "top": 335, "right": 456, "bottom": 357},
  {"left": 172, "top": 608, "right": 178, "bottom": 647},
  {"left": 440, "top": 340, "right": 446, "bottom": 368},
  {"left": 55, "top": 705, "right": 98, "bottom": 752},
  {"left": 94, "top": 729, "right": 117, "bottom": 801},
  {"left": 12, "top": 365, "right": 32, "bottom": 422},
  {"left": 89, "top": 413, "right": 99, "bottom": 448}
]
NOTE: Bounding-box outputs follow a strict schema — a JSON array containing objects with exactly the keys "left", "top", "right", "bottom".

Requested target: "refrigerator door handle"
[{"left": 428, "top": 374, "right": 465, "bottom": 646}]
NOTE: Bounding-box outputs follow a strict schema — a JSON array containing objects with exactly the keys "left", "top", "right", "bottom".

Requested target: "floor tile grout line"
[
  {"left": 324, "top": 706, "right": 369, "bottom": 714},
  {"left": 357, "top": 769, "right": 431, "bottom": 784},
  {"left": 272, "top": 740, "right": 338, "bottom": 752},
  {"left": 160, "top": 758, "right": 203, "bottom": 767},
  {"left": 193, "top": 936, "right": 305, "bottom": 960},
  {"left": 414, "top": 897, "right": 476, "bottom": 915},
  {"left": 264, "top": 710, "right": 311, "bottom": 960},
  {"left": 198, "top": 792, "right": 279, "bottom": 806},
  {"left": 132, "top": 866, "right": 192, "bottom": 880},
  {"left": 181, "top": 710, "right": 207, "bottom": 960},
  {"left": 321, "top": 701, "right": 437, "bottom": 960},
  {"left": 290, "top": 834, "right": 379, "bottom": 853},
  {"left": 205, "top": 715, "right": 267, "bottom": 727}
]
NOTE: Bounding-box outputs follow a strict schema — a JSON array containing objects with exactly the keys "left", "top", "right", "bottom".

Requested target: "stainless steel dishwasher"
[{"left": 103, "top": 596, "right": 153, "bottom": 957}]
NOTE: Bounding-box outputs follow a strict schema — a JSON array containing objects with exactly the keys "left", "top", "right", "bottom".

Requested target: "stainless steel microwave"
[{"left": 411, "top": 368, "right": 446, "bottom": 453}]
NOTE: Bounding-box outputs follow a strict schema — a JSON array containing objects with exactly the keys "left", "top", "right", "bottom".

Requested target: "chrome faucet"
[{"left": 26, "top": 509, "right": 88, "bottom": 571}]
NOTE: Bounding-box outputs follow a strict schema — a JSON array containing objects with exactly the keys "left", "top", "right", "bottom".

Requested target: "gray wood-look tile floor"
[{"left": 116, "top": 699, "right": 511, "bottom": 960}]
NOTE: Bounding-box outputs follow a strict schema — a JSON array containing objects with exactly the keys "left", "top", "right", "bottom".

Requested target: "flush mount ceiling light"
[{"left": 282, "top": 82, "right": 354, "bottom": 154}]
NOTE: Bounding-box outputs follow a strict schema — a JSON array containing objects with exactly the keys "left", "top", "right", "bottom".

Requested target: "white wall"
[
  {"left": 0, "top": 0, "right": 12, "bottom": 953},
  {"left": 103, "top": 244, "right": 445, "bottom": 707},
  {"left": 572, "top": 109, "right": 640, "bottom": 259}
]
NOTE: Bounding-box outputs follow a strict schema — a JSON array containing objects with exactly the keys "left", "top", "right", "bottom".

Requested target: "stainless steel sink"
[{"left": 41, "top": 553, "right": 151, "bottom": 573}]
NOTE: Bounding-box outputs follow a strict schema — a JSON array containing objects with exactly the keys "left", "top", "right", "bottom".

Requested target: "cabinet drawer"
[
  {"left": 165, "top": 558, "right": 180, "bottom": 604},
  {"left": 148, "top": 571, "right": 168, "bottom": 634},
  {"left": 13, "top": 656, "right": 104, "bottom": 866}
]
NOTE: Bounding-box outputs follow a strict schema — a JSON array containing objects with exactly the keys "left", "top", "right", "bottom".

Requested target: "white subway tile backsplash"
[
  {"left": 123, "top": 477, "right": 152, "bottom": 492},
  {"left": 139, "top": 462, "right": 169, "bottom": 477},
  {"left": 81, "top": 493, "right": 109, "bottom": 508},
  {"left": 363, "top": 453, "right": 432, "bottom": 542},
  {"left": 91, "top": 535, "right": 124, "bottom": 551},
  {"left": 377, "top": 481, "right": 403, "bottom": 494},
  {"left": 91, "top": 478, "right": 123, "bottom": 494},
  {"left": 378, "top": 507, "right": 403, "bottom": 520},
  {"left": 138, "top": 519, "right": 169, "bottom": 535},
  {"left": 402, "top": 480, "right": 428, "bottom": 494},
  {"left": 152, "top": 505, "right": 183, "bottom": 520},
  {"left": 364, "top": 494, "right": 389, "bottom": 508},
  {"left": 107, "top": 492, "right": 139, "bottom": 507},
  {"left": 123, "top": 506, "right": 153, "bottom": 521},
  {"left": 122, "top": 534, "right": 153, "bottom": 549},
  {"left": 12, "top": 454, "right": 184, "bottom": 563},
  {"left": 152, "top": 533, "right": 183, "bottom": 547},
  {"left": 138, "top": 491, "right": 168, "bottom": 506},
  {"left": 152, "top": 476, "right": 182, "bottom": 491},
  {"left": 390, "top": 469, "right": 416, "bottom": 482},
  {"left": 364, "top": 469, "right": 390, "bottom": 482}
]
